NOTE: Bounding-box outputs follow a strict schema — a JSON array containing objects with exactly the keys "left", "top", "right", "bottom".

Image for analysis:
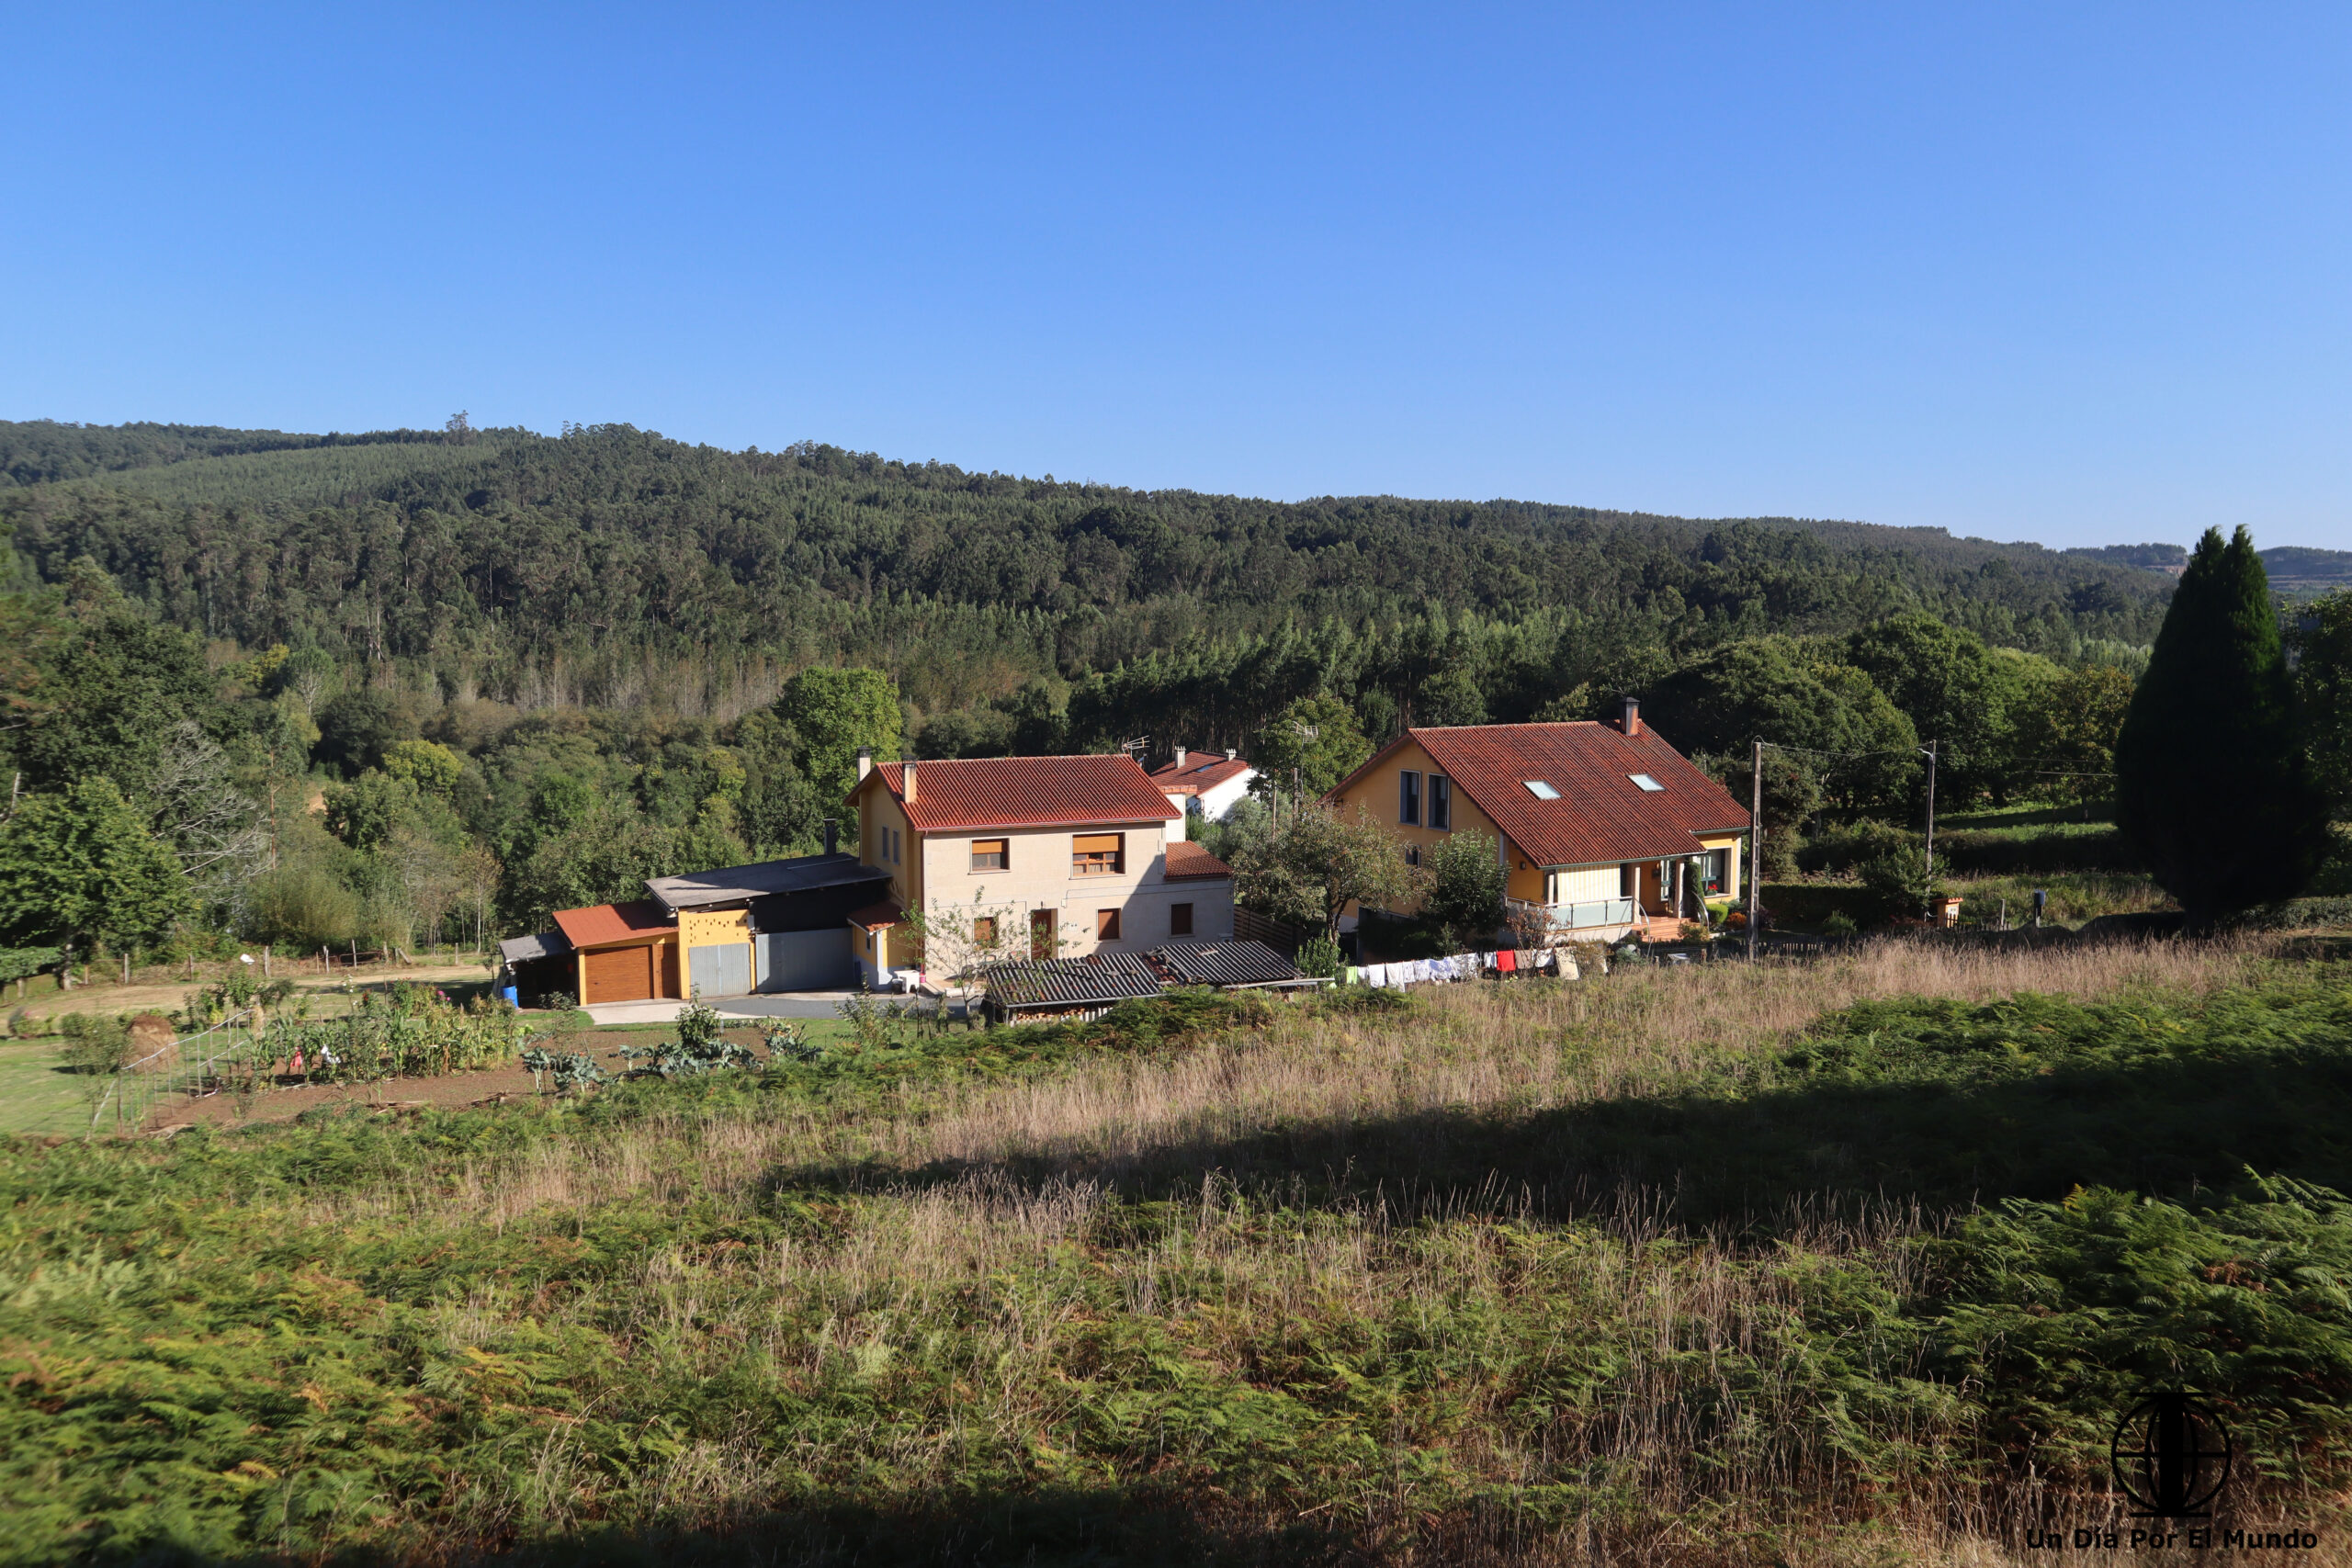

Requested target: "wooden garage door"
[{"left": 582, "top": 944, "right": 655, "bottom": 1004}]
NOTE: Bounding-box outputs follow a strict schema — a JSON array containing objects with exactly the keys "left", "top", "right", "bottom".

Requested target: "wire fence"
[{"left": 87, "top": 1009, "right": 260, "bottom": 1135}]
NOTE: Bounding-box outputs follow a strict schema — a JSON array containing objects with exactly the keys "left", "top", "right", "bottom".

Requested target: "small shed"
[
  {"left": 980, "top": 951, "right": 1167, "bottom": 1024},
  {"left": 497, "top": 929, "right": 575, "bottom": 1006},
  {"left": 1147, "top": 938, "right": 1323, "bottom": 992}
]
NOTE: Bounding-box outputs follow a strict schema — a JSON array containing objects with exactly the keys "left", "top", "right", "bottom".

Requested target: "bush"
[
  {"left": 1796, "top": 818, "right": 1919, "bottom": 874},
  {"left": 1858, "top": 846, "right": 1934, "bottom": 921},
  {"left": 57, "top": 1012, "right": 133, "bottom": 1075},
  {"left": 1294, "top": 934, "right": 1342, "bottom": 978}
]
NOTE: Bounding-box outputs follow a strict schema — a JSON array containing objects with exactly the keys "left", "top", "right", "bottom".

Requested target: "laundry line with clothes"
[{"left": 1339, "top": 947, "right": 1584, "bottom": 988}]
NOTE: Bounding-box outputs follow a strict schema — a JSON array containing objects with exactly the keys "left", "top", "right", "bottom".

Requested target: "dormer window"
[
  {"left": 1523, "top": 780, "right": 1560, "bottom": 800},
  {"left": 1629, "top": 773, "right": 1664, "bottom": 793}
]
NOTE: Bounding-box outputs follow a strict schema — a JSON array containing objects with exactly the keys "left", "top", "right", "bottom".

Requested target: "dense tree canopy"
[{"left": 0, "top": 417, "right": 2336, "bottom": 960}]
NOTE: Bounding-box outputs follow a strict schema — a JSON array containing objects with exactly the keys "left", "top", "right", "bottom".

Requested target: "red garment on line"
[{"left": 1496, "top": 950, "right": 1517, "bottom": 973}]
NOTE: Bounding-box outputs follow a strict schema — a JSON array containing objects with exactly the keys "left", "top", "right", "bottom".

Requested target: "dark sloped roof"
[
  {"left": 981, "top": 951, "right": 1166, "bottom": 1009},
  {"left": 498, "top": 930, "right": 571, "bottom": 965},
  {"left": 851, "top": 756, "right": 1182, "bottom": 832},
  {"left": 1163, "top": 840, "right": 1235, "bottom": 880},
  {"left": 1148, "top": 939, "right": 1302, "bottom": 987},
  {"left": 647, "top": 852, "right": 886, "bottom": 912},
  {"left": 1329, "top": 722, "right": 1750, "bottom": 868}
]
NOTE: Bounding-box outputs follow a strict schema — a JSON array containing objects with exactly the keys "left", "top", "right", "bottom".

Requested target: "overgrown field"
[{"left": 7, "top": 942, "right": 2352, "bottom": 1564}]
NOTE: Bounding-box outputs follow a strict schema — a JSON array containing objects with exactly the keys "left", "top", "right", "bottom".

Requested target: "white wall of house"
[
  {"left": 1546, "top": 865, "right": 1623, "bottom": 904},
  {"left": 1196, "top": 770, "right": 1256, "bottom": 819}
]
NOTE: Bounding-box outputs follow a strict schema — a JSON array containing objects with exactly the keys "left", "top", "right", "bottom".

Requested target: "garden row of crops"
[{"left": 246, "top": 986, "right": 533, "bottom": 1085}]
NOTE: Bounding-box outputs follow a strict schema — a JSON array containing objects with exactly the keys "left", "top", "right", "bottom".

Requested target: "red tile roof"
[
  {"left": 846, "top": 897, "right": 906, "bottom": 931},
  {"left": 1330, "top": 722, "right": 1750, "bottom": 869},
  {"left": 1148, "top": 752, "right": 1253, "bottom": 795},
  {"left": 1163, "top": 840, "right": 1235, "bottom": 880},
  {"left": 852, "top": 755, "right": 1182, "bottom": 832},
  {"left": 550, "top": 898, "right": 673, "bottom": 950}
]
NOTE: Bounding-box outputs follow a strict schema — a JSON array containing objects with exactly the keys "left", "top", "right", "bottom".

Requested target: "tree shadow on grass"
[
  {"left": 770, "top": 1042, "right": 2352, "bottom": 1235},
  {"left": 129, "top": 1484, "right": 1380, "bottom": 1568}
]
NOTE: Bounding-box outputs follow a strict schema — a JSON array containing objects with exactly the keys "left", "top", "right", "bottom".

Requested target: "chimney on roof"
[
  {"left": 901, "top": 757, "right": 918, "bottom": 802},
  {"left": 1225, "top": 748, "right": 1238, "bottom": 761},
  {"left": 1174, "top": 746, "right": 1188, "bottom": 772},
  {"left": 856, "top": 746, "right": 873, "bottom": 780},
  {"left": 1618, "top": 696, "right": 1642, "bottom": 737},
  {"left": 823, "top": 818, "right": 838, "bottom": 855}
]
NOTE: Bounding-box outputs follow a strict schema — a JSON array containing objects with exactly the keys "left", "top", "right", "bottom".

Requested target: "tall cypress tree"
[{"left": 2115, "top": 525, "right": 2329, "bottom": 929}]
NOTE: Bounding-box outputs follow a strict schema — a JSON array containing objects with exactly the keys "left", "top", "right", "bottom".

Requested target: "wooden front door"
[
  {"left": 582, "top": 944, "right": 655, "bottom": 1004},
  {"left": 1030, "top": 909, "right": 1058, "bottom": 959}
]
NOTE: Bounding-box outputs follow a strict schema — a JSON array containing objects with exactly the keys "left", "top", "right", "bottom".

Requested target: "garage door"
[
  {"left": 757, "top": 930, "right": 852, "bottom": 991},
  {"left": 582, "top": 945, "right": 655, "bottom": 1004},
  {"left": 688, "top": 942, "right": 754, "bottom": 999}
]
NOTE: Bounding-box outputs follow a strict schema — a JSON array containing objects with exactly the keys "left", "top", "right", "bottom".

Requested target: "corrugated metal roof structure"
[
  {"left": 646, "top": 852, "right": 885, "bottom": 912},
  {"left": 498, "top": 930, "right": 570, "bottom": 965},
  {"left": 550, "top": 898, "right": 674, "bottom": 950},
  {"left": 850, "top": 756, "right": 1182, "bottom": 832},
  {"left": 1163, "top": 841, "right": 1235, "bottom": 880},
  {"left": 981, "top": 951, "right": 1166, "bottom": 1010},
  {"left": 1148, "top": 939, "right": 1310, "bottom": 988},
  {"left": 1329, "top": 721, "right": 1748, "bottom": 869}
]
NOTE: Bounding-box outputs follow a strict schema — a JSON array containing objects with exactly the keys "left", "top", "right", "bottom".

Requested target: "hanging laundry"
[{"left": 1496, "top": 949, "right": 1518, "bottom": 974}]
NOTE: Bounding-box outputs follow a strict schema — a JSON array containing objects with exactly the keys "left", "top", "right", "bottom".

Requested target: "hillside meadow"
[{"left": 6, "top": 935, "right": 2352, "bottom": 1564}]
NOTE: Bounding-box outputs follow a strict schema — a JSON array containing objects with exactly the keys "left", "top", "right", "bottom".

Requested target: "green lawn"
[{"left": 0, "top": 1040, "right": 96, "bottom": 1137}]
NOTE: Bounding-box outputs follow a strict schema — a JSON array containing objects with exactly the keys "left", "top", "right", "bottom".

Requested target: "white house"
[{"left": 1148, "top": 748, "right": 1258, "bottom": 836}]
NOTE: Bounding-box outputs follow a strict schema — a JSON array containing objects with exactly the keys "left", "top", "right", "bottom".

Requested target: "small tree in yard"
[
  {"left": 1421, "top": 830, "right": 1507, "bottom": 943},
  {"left": 1234, "top": 803, "right": 1419, "bottom": 941},
  {"left": 2115, "top": 526, "right": 2331, "bottom": 930}
]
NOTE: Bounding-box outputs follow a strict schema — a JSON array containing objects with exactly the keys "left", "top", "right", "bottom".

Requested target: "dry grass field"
[{"left": 6, "top": 932, "right": 2352, "bottom": 1565}]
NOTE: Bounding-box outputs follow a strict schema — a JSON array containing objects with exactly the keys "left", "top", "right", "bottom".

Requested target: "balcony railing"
[{"left": 1505, "top": 897, "right": 1640, "bottom": 936}]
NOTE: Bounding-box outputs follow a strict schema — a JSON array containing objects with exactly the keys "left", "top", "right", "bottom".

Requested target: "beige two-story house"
[{"left": 846, "top": 752, "right": 1236, "bottom": 987}]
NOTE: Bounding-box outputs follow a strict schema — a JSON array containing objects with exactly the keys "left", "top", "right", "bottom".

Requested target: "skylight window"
[
  {"left": 1523, "top": 780, "right": 1560, "bottom": 799},
  {"left": 1629, "top": 773, "right": 1664, "bottom": 792}
]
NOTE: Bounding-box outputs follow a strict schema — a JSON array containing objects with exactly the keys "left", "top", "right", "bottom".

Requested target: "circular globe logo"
[{"left": 2110, "top": 1393, "right": 2233, "bottom": 1518}]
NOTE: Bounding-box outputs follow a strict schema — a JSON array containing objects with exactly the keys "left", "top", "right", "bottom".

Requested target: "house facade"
[
  {"left": 1324, "top": 700, "right": 1750, "bottom": 943},
  {"left": 1148, "top": 748, "right": 1258, "bottom": 834},
  {"left": 848, "top": 752, "right": 1236, "bottom": 987}
]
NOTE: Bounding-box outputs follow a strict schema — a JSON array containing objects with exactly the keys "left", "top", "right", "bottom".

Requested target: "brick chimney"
[
  {"left": 1618, "top": 696, "right": 1642, "bottom": 737},
  {"left": 901, "top": 757, "right": 918, "bottom": 802},
  {"left": 1174, "top": 746, "right": 1188, "bottom": 772},
  {"left": 856, "top": 746, "right": 873, "bottom": 780}
]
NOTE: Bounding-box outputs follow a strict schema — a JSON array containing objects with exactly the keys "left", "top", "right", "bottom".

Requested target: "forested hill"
[{"left": 5, "top": 418, "right": 2182, "bottom": 718}]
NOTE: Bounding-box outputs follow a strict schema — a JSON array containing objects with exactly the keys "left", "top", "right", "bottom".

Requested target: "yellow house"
[{"left": 1324, "top": 699, "right": 1752, "bottom": 943}]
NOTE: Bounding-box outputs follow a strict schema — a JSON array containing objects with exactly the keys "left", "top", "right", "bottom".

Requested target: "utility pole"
[
  {"left": 1922, "top": 739, "right": 1939, "bottom": 897},
  {"left": 1747, "top": 739, "right": 1762, "bottom": 962}
]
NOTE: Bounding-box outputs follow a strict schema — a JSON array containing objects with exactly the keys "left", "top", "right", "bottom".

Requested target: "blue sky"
[{"left": 7, "top": 3, "right": 2349, "bottom": 548}]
